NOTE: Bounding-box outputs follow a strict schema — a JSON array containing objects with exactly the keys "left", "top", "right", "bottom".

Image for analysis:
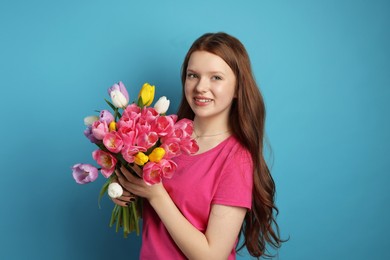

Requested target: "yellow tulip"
[
  {"left": 148, "top": 147, "right": 165, "bottom": 163},
  {"left": 134, "top": 152, "right": 149, "bottom": 166},
  {"left": 109, "top": 121, "right": 117, "bottom": 131},
  {"left": 138, "top": 83, "right": 155, "bottom": 107}
]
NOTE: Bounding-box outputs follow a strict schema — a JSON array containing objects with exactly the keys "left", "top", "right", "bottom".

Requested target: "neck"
[{"left": 192, "top": 116, "right": 230, "bottom": 139}]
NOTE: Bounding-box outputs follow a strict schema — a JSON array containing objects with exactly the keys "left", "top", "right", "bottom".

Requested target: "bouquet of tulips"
[{"left": 71, "top": 81, "right": 199, "bottom": 237}]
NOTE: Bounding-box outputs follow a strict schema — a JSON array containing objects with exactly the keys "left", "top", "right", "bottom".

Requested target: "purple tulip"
[
  {"left": 108, "top": 81, "right": 129, "bottom": 108},
  {"left": 72, "top": 163, "right": 99, "bottom": 184},
  {"left": 99, "top": 110, "right": 114, "bottom": 124},
  {"left": 83, "top": 126, "right": 99, "bottom": 143}
]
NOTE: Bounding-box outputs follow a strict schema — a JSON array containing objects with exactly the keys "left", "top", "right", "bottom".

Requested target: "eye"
[
  {"left": 187, "top": 73, "right": 198, "bottom": 79},
  {"left": 211, "top": 75, "right": 222, "bottom": 80}
]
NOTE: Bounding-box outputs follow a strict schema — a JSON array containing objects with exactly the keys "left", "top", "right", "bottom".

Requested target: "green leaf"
[
  {"left": 131, "top": 203, "right": 140, "bottom": 236},
  {"left": 98, "top": 178, "right": 111, "bottom": 209},
  {"left": 109, "top": 205, "right": 119, "bottom": 227},
  {"left": 116, "top": 207, "right": 122, "bottom": 233},
  {"left": 105, "top": 98, "right": 117, "bottom": 111},
  {"left": 123, "top": 206, "right": 129, "bottom": 234},
  {"left": 137, "top": 96, "right": 145, "bottom": 108}
]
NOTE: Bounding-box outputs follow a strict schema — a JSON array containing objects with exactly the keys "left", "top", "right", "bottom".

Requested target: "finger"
[
  {"left": 115, "top": 168, "right": 125, "bottom": 179},
  {"left": 111, "top": 198, "right": 128, "bottom": 207},
  {"left": 118, "top": 166, "right": 133, "bottom": 182},
  {"left": 120, "top": 165, "right": 142, "bottom": 179},
  {"left": 117, "top": 175, "right": 132, "bottom": 191},
  {"left": 119, "top": 190, "right": 137, "bottom": 200},
  {"left": 132, "top": 164, "right": 143, "bottom": 177},
  {"left": 122, "top": 190, "right": 133, "bottom": 196}
]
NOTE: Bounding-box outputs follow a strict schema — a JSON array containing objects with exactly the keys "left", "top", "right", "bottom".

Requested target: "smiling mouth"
[{"left": 194, "top": 98, "right": 212, "bottom": 103}]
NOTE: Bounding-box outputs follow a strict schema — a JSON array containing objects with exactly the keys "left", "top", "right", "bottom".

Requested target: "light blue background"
[{"left": 1, "top": 0, "right": 389, "bottom": 259}]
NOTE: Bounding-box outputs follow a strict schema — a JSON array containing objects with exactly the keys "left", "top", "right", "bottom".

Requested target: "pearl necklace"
[{"left": 193, "top": 129, "right": 230, "bottom": 140}]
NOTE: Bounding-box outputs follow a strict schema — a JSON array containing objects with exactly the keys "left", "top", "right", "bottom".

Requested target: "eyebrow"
[{"left": 186, "top": 69, "right": 226, "bottom": 75}]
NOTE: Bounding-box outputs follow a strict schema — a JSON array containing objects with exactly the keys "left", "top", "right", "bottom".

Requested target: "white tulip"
[
  {"left": 83, "top": 115, "right": 99, "bottom": 126},
  {"left": 107, "top": 182, "right": 123, "bottom": 199},
  {"left": 110, "top": 90, "right": 129, "bottom": 108},
  {"left": 154, "top": 96, "right": 170, "bottom": 114}
]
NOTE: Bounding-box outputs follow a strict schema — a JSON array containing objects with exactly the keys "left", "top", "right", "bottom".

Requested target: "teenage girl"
[{"left": 113, "top": 32, "right": 283, "bottom": 259}]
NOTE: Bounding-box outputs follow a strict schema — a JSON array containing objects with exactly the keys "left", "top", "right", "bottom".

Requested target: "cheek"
[{"left": 184, "top": 84, "right": 192, "bottom": 101}]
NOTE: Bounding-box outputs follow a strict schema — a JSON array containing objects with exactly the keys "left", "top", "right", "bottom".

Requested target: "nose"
[{"left": 194, "top": 77, "right": 209, "bottom": 93}]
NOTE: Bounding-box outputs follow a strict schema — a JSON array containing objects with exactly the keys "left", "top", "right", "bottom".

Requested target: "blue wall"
[{"left": 1, "top": 0, "right": 389, "bottom": 259}]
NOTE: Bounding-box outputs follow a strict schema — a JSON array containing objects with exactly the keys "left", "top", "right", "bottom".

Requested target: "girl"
[{"left": 113, "top": 32, "right": 283, "bottom": 259}]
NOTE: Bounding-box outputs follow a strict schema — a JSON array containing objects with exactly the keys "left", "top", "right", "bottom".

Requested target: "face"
[{"left": 184, "top": 51, "right": 237, "bottom": 123}]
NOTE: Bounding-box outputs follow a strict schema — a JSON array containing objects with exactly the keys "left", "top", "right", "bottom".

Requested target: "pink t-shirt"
[{"left": 140, "top": 135, "right": 253, "bottom": 259}]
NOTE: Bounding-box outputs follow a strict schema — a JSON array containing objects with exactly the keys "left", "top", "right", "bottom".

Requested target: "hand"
[
  {"left": 110, "top": 178, "right": 137, "bottom": 207},
  {"left": 115, "top": 165, "right": 166, "bottom": 202}
]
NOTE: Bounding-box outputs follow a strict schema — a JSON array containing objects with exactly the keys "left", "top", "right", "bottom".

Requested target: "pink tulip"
[
  {"left": 160, "top": 141, "right": 181, "bottom": 159},
  {"left": 123, "top": 103, "right": 141, "bottom": 117},
  {"left": 180, "top": 139, "right": 199, "bottom": 155},
  {"left": 169, "top": 114, "right": 178, "bottom": 123},
  {"left": 91, "top": 120, "right": 109, "bottom": 140},
  {"left": 103, "top": 131, "right": 123, "bottom": 153},
  {"left": 72, "top": 163, "right": 98, "bottom": 184},
  {"left": 141, "top": 107, "right": 159, "bottom": 124},
  {"left": 137, "top": 132, "right": 158, "bottom": 149},
  {"left": 159, "top": 159, "right": 177, "bottom": 179},
  {"left": 143, "top": 162, "right": 162, "bottom": 185},
  {"left": 118, "top": 126, "right": 137, "bottom": 144},
  {"left": 118, "top": 104, "right": 141, "bottom": 129},
  {"left": 135, "top": 117, "right": 151, "bottom": 133},
  {"left": 117, "top": 115, "right": 137, "bottom": 129},
  {"left": 92, "top": 150, "right": 117, "bottom": 177},
  {"left": 122, "top": 144, "right": 146, "bottom": 163},
  {"left": 174, "top": 118, "right": 194, "bottom": 137},
  {"left": 151, "top": 116, "right": 175, "bottom": 137}
]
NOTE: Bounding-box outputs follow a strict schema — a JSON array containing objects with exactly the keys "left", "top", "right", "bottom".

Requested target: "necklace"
[{"left": 193, "top": 129, "right": 230, "bottom": 139}]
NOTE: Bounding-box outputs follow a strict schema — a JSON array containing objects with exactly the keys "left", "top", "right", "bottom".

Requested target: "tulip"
[
  {"left": 143, "top": 162, "right": 162, "bottom": 185},
  {"left": 160, "top": 159, "right": 177, "bottom": 179},
  {"left": 99, "top": 110, "right": 114, "bottom": 124},
  {"left": 151, "top": 116, "right": 175, "bottom": 137},
  {"left": 148, "top": 147, "right": 165, "bottom": 163},
  {"left": 109, "top": 121, "right": 117, "bottom": 131},
  {"left": 107, "top": 182, "right": 123, "bottom": 198},
  {"left": 92, "top": 150, "right": 117, "bottom": 177},
  {"left": 122, "top": 144, "right": 145, "bottom": 163},
  {"left": 108, "top": 81, "right": 129, "bottom": 108},
  {"left": 138, "top": 83, "right": 155, "bottom": 107},
  {"left": 136, "top": 132, "right": 158, "bottom": 150},
  {"left": 72, "top": 163, "right": 99, "bottom": 184},
  {"left": 134, "top": 152, "right": 149, "bottom": 166},
  {"left": 154, "top": 96, "right": 170, "bottom": 114},
  {"left": 174, "top": 118, "right": 194, "bottom": 138},
  {"left": 160, "top": 141, "right": 181, "bottom": 159},
  {"left": 91, "top": 120, "right": 109, "bottom": 140},
  {"left": 180, "top": 139, "right": 200, "bottom": 155},
  {"left": 103, "top": 131, "right": 123, "bottom": 153},
  {"left": 84, "top": 115, "right": 99, "bottom": 126},
  {"left": 84, "top": 126, "right": 99, "bottom": 143}
]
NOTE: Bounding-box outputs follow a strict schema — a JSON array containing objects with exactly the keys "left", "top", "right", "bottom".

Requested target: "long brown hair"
[{"left": 177, "top": 32, "right": 283, "bottom": 258}]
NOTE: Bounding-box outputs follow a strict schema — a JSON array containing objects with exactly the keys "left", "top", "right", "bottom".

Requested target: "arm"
[{"left": 115, "top": 165, "right": 246, "bottom": 260}]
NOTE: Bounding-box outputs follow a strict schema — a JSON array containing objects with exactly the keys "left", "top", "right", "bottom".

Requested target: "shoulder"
[{"left": 224, "top": 136, "right": 253, "bottom": 165}]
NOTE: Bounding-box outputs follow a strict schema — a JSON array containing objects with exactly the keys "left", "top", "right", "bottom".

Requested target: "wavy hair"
[{"left": 177, "top": 32, "right": 283, "bottom": 258}]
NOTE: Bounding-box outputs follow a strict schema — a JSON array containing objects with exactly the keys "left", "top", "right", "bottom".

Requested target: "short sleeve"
[{"left": 212, "top": 148, "right": 253, "bottom": 209}]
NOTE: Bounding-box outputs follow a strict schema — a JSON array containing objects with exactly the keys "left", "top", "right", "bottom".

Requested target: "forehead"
[{"left": 187, "top": 51, "right": 232, "bottom": 73}]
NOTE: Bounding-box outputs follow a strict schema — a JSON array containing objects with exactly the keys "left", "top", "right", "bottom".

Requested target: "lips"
[
  {"left": 193, "top": 96, "right": 212, "bottom": 106},
  {"left": 195, "top": 98, "right": 212, "bottom": 103}
]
